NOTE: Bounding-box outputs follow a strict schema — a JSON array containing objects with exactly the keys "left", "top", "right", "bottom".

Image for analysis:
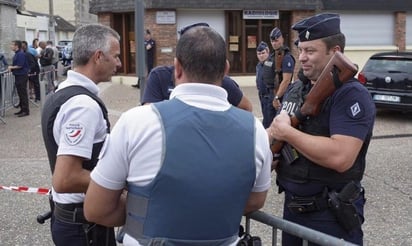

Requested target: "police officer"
[
  {"left": 9, "top": 40, "right": 30, "bottom": 117},
  {"left": 268, "top": 13, "right": 376, "bottom": 245},
  {"left": 41, "top": 24, "right": 121, "bottom": 246},
  {"left": 142, "top": 65, "right": 253, "bottom": 111},
  {"left": 84, "top": 24, "right": 272, "bottom": 246},
  {"left": 132, "top": 29, "right": 156, "bottom": 89},
  {"left": 255, "top": 41, "right": 277, "bottom": 128},
  {"left": 269, "top": 27, "right": 296, "bottom": 111}
]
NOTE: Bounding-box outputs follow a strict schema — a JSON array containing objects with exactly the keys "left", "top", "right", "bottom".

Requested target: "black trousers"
[
  {"left": 51, "top": 215, "right": 116, "bottom": 246},
  {"left": 14, "top": 74, "right": 29, "bottom": 113}
]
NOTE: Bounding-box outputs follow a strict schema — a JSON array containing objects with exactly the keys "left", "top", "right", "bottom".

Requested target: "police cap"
[
  {"left": 256, "top": 41, "right": 268, "bottom": 52},
  {"left": 269, "top": 27, "right": 282, "bottom": 40},
  {"left": 292, "top": 13, "right": 341, "bottom": 42}
]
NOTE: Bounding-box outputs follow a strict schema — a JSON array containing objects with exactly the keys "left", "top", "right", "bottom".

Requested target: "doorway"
[{"left": 226, "top": 11, "right": 291, "bottom": 75}]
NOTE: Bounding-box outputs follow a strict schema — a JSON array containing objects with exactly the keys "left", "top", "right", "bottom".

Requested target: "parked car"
[
  {"left": 358, "top": 51, "right": 412, "bottom": 111},
  {"left": 56, "top": 40, "right": 72, "bottom": 60}
]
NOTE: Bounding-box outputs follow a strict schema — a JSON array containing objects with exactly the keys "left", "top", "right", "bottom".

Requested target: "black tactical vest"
[
  {"left": 261, "top": 57, "right": 276, "bottom": 89},
  {"left": 41, "top": 86, "right": 110, "bottom": 174},
  {"left": 278, "top": 81, "right": 365, "bottom": 183}
]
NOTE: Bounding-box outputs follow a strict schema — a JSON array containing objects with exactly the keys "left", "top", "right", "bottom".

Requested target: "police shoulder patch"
[
  {"left": 346, "top": 102, "right": 364, "bottom": 119},
  {"left": 64, "top": 122, "right": 85, "bottom": 145}
]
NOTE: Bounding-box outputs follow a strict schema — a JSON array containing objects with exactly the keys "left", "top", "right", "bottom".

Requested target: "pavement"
[{"left": 1, "top": 76, "right": 412, "bottom": 245}]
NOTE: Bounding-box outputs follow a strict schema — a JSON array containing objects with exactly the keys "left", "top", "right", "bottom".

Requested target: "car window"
[{"left": 364, "top": 58, "right": 412, "bottom": 73}]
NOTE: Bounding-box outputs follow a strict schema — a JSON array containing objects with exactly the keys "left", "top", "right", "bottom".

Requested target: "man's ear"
[
  {"left": 174, "top": 58, "right": 183, "bottom": 82},
  {"left": 224, "top": 60, "right": 230, "bottom": 76},
  {"left": 332, "top": 45, "right": 342, "bottom": 53},
  {"left": 93, "top": 50, "right": 103, "bottom": 64}
]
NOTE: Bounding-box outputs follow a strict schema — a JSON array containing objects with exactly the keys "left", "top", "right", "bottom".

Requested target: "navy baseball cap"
[
  {"left": 269, "top": 27, "right": 282, "bottom": 40},
  {"left": 256, "top": 41, "right": 268, "bottom": 52},
  {"left": 292, "top": 13, "right": 341, "bottom": 42}
]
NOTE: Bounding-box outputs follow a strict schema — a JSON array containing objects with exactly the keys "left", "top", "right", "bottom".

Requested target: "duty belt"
[
  {"left": 287, "top": 188, "right": 329, "bottom": 214},
  {"left": 54, "top": 202, "right": 90, "bottom": 224}
]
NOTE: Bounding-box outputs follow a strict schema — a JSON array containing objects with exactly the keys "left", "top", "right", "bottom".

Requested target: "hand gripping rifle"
[{"left": 271, "top": 51, "right": 358, "bottom": 154}]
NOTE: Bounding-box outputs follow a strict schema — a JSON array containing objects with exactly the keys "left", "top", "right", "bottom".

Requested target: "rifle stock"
[{"left": 271, "top": 51, "right": 358, "bottom": 154}]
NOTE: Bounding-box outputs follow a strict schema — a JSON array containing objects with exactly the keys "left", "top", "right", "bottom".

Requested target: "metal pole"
[
  {"left": 48, "top": 0, "right": 55, "bottom": 42},
  {"left": 135, "top": 0, "right": 146, "bottom": 103}
]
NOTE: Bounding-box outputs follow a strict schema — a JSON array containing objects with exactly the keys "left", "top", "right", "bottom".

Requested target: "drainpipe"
[
  {"left": 135, "top": 0, "right": 146, "bottom": 102},
  {"left": 48, "top": 0, "right": 55, "bottom": 43}
]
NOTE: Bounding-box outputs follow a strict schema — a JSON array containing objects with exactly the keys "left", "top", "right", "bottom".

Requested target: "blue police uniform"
[
  {"left": 12, "top": 48, "right": 30, "bottom": 115},
  {"left": 276, "top": 13, "right": 376, "bottom": 245},
  {"left": 145, "top": 30, "right": 156, "bottom": 74},
  {"left": 256, "top": 41, "right": 277, "bottom": 128},
  {"left": 142, "top": 65, "right": 244, "bottom": 106},
  {"left": 41, "top": 72, "right": 116, "bottom": 246}
]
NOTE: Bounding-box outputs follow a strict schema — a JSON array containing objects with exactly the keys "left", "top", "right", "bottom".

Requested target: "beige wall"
[
  {"left": 23, "top": 0, "right": 75, "bottom": 25},
  {"left": 23, "top": 0, "right": 97, "bottom": 27}
]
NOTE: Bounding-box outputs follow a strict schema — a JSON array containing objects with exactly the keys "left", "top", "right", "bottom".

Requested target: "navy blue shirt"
[
  {"left": 12, "top": 49, "right": 29, "bottom": 76},
  {"left": 142, "top": 66, "right": 243, "bottom": 106}
]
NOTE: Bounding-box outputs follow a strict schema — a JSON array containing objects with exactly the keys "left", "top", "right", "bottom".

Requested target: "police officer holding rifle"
[{"left": 267, "top": 13, "right": 375, "bottom": 245}]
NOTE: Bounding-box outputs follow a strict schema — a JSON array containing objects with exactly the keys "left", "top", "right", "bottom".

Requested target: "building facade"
[
  {"left": 22, "top": 0, "right": 97, "bottom": 27},
  {"left": 91, "top": 1, "right": 412, "bottom": 75},
  {"left": 0, "top": 0, "right": 20, "bottom": 59}
]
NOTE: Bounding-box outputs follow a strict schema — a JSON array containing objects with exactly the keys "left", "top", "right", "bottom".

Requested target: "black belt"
[{"left": 54, "top": 202, "right": 90, "bottom": 224}]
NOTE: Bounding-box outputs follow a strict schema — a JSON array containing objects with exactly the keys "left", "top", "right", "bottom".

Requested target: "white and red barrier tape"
[{"left": 0, "top": 185, "right": 50, "bottom": 195}]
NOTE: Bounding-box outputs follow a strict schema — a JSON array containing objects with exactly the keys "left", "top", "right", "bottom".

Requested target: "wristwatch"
[{"left": 274, "top": 96, "right": 279, "bottom": 100}]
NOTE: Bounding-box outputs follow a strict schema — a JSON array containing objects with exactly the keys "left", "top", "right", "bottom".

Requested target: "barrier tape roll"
[{"left": 0, "top": 185, "right": 50, "bottom": 195}]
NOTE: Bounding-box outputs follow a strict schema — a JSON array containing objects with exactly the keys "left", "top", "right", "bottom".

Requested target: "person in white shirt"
[
  {"left": 84, "top": 24, "right": 272, "bottom": 246},
  {"left": 41, "top": 23, "right": 121, "bottom": 246}
]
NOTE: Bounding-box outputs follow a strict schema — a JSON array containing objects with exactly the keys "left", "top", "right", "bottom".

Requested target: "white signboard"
[
  {"left": 243, "top": 10, "right": 279, "bottom": 20},
  {"left": 156, "top": 11, "right": 176, "bottom": 24}
]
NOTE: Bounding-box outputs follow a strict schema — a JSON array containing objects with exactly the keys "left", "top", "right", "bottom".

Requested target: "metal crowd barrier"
[
  {"left": 0, "top": 71, "right": 16, "bottom": 123},
  {"left": 245, "top": 210, "right": 358, "bottom": 246},
  {"left": 0, "top": 69, "right": 57, "bottom": 124}
]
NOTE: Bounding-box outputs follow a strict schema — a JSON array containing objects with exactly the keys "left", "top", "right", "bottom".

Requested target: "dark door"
[{"left": 226, "top": 11, "right": 290, "bottom": 75}]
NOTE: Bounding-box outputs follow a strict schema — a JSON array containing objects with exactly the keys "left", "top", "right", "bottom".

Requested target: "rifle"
[
  {"left": 271, "top": 51, "right": 358, "bottom": 154},
  {"left": 274, "top": 48, "right": 284, "bottom": 87}
]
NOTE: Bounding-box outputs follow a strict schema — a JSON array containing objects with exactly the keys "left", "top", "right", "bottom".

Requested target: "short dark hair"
[
  {"left": 322, "top": 33, "right": 346, "bottom": 53},
  {"left": 13, "top": 40, "right": 22, "bottom": 49},
  {"left": 176, "top": 26, "right": 226, "bottom": 83}
]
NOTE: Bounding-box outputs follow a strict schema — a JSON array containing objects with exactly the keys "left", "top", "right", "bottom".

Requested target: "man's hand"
[
  {"left": 272, "top": 97, "right": 281, "bottom": 110},
  {"left": 268, "top": 110, "right": 291, "bottom": 141}
]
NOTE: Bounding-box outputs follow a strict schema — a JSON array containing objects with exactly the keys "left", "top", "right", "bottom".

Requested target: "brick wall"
[
  {"left": 394, "top": 12, "right": 406, "bottom": 51},
  {"left": 145, "top": 10, "right": 177, "bottom": 67},
  {"left": 289, "top": 11, "right": 316, "bottom": 76},
  {"left": 98, "top": 13, "right": 112, "bottom": 27}
]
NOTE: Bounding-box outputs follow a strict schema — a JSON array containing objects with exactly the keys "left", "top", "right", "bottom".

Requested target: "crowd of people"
[
  {"left": 36, "top": 12, "right": 375, "bottom": 246},
  {"left": 1, "top": 38, "right": 61, "bottom": 117}
]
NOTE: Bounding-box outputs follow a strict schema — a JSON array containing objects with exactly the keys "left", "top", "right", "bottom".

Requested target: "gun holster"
[{"left": 328, "top": 181, "right": 362, "bottom": 232}]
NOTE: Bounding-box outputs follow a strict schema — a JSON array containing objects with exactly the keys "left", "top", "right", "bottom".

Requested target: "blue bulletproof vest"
[{"left": 124, "top": 98, "right": 256, "bottom": 245}]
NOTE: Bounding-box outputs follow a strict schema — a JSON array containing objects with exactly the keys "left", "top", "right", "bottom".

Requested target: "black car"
[{"left": 358, "top": 51, "right": 412, "bottom": 111}]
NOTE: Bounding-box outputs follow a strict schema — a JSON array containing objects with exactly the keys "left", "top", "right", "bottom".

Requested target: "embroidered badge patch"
[
  {"left": 264, "top": 61, "right": 273, "bottom": 67},
  {"left": 64, "top": 122, "right": 85, "bottom": 145},
  {"left": 350, "top": 102, "right": 361, "bottom": 117}
]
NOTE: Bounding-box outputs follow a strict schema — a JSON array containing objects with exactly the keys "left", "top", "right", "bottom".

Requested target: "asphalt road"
[{"left": 0, "top": 81, "right": 411, "bottom": 245}]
